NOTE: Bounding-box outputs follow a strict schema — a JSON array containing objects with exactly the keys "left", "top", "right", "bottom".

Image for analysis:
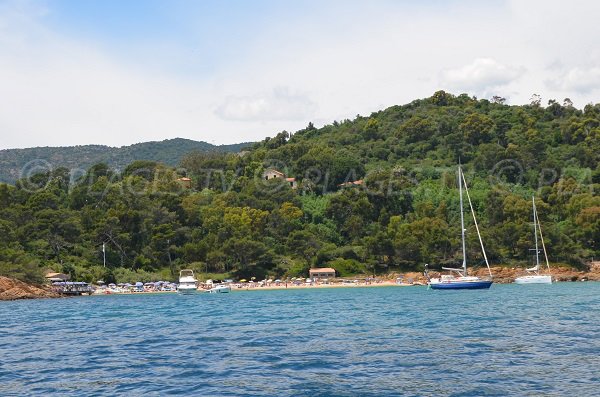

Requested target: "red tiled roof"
[
  {"left": 337, "top": 180, "right": 363, "bottom": 187},
  {"left": 309, "top": 268, "right": 336, "bottom": 273}
]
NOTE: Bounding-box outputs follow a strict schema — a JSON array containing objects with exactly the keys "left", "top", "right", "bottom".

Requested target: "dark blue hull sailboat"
[
  {"left": 425, "top": 165, "right": 494, "bottom": 290},
  {"left": 428, "top": 279, "right": 493, "bottom": 290}
]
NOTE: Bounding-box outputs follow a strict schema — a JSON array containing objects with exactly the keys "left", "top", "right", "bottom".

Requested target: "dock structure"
[{"left": 52, "top": 282, "right": 93, "bottom": 296}]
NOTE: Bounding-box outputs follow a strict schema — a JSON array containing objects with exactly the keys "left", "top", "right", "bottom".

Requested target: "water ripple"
[{"left": 1, "top": 283, "right": 599, "bottom": 396}]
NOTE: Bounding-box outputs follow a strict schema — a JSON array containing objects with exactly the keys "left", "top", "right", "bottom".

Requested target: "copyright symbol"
[{"left": 490, "top": 159, "right": 523, "bottom": 185}]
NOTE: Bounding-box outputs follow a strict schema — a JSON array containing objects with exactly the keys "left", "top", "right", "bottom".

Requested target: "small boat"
[
  {"left": 425, "top": 165, "right": 493, "bottom": 290},
  {"left": 207, "top": 284, "right": 231, "bottom": 293},
  {"left": 515, "top": 196, "right": 552, "bottom": 285},
  {"left": 177, "top": 269, "right": 199, "bottom": 294}
]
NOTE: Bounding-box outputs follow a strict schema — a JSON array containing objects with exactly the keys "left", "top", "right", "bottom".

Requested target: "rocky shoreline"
[
  {"left": 391, "top": 265, "right": 600, "bottom": 284},
  {"left": 0, "top": 276, "right": 61, "bottom": 301},
  {"left": 473, "top": 266, "right": 600, "bottom": 283}
]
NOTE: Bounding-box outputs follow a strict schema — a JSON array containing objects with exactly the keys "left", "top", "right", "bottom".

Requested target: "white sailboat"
[
  {"left": 425, "top": 165, "right": 493, "bottom": 290},
  {"left": 515, "top": 196, "right": 552, "bottom": 284},
  {"left": 177, "top": 269, "right": 199, "bottom": 294}
]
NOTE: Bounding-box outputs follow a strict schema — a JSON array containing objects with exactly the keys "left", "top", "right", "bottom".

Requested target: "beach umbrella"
[
  {"left": 135, "top": 282, "right": 143, "bottom": 287},
  {"left": 239, "top": 279, "right": 247, "bottom": 282},
  {"left": 275, "top": 279, "right": 282, "bottom": 283}
]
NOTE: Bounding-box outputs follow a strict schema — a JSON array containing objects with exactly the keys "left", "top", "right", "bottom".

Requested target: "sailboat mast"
[
  {"left": 533, "top": 196, "right": 540, "bottom": 270},
  {"left": 461, "top": 169, "right": 493, "bottom": 278},
  {"left": 535, "top": 202, "right": 551, "bottom": 273},
  {"left": 459, "top": 166, "right": 467, "bottom": 275}
]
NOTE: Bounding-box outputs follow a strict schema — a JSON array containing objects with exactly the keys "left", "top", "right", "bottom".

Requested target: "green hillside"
[
  {"left": 0, "top": 138, "right": 251, "bottom": 184},
  {"left": 1, "top": 91, "right": 598, "bottom": 283}
]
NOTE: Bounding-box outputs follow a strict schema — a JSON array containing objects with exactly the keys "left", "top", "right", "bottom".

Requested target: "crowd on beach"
[
  {"left": 93, "top": 281, "right": 178, "bottom": 294},
  {"left": 86, "top": 276, "right": 420, "bottom": 295}
]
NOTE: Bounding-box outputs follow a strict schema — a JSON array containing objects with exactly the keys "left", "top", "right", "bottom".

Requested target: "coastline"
[
  {"left": 0, "top": 276, "right": 61, "bottom": 301},
  {"left": 3, "top": 264, "right": 599, "bottom": 301},
  {"left": 232, "top": 280, "right": 418, "bottom": 292}
]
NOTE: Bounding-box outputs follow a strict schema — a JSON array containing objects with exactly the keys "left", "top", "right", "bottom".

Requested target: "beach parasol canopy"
[
  {"left": 239, "top": 279, "right": 247, "bottom": 282},
  {"left": 135, "top": 282, "right": 143, "bottom": 287}
]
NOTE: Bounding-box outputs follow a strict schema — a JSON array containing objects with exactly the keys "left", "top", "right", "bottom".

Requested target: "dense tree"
[{"left": 1, "top": 92, "right": 597, "bottom": 283}]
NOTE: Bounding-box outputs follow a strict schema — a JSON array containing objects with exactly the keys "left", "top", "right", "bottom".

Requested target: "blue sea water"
[{"left": 1, "top": 283, "right": 599, "bottom": 396}]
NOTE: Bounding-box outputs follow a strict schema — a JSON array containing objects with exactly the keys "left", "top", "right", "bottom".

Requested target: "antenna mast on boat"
[{"left": 459, "top": 165, "right": 467, "bottom": 276}]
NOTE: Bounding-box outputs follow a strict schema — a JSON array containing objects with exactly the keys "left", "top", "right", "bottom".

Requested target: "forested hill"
[
  {"left": 250, "top": 92, "right": 598, "bottom": 185},
  {"left": 1, "top": 91, "right": 598, "bottom": 284},
  {"left": 0, "top": 138, "right": 251, "bottom": 184}
]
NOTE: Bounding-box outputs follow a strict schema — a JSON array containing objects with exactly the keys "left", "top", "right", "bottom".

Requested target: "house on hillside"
[
  {"left": 263, "top": 168, "right": 297, "bottom": 189},
  {"left": 176, "top": 177, "right": 192, "bottom": 189},
  {"left": 338, "top": 179, "right": 364, "bottom": 188},
  {"left": 309, "top": 267, "right": 336, "bottom": 280}
]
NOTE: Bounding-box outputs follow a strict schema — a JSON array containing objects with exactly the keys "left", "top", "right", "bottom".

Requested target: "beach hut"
[
  {"left": 45, "top": 272, "right": 70, "bottom": 282},
  {"left": 309, "top": 268, "right": 336, "bottom": 280}
]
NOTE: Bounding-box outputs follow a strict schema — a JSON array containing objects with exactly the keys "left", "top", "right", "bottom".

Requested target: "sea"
[{"left": 1, "top": 282, "right": 599, "bottom": 396}]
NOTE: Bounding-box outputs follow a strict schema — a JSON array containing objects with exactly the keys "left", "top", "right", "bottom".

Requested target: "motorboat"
[
  {"left": 425, "top": 165, "right": 493, "bottom": 290},
  {"left": 207, "top": 284, "right": 231, "bottom": 293},
  {"left": 515, "top": 196, "right": 552, "bottom": 285},
  {"left": 177, "top": 269, "right": 198, "bottom": 294}
]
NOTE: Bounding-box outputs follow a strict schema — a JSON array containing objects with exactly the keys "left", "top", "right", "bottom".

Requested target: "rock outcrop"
[
  {"left": 394, "top": 265, "right": 600, "bottom": 284},
  {"left": 472, "top": 266, "right": 600, "bottom": 283},
  {"left": 0, "top": 276, "right": 61, "bottom": 301}
]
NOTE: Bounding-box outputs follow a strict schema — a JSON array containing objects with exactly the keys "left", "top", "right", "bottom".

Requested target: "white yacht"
[
  {"left": 515, "top": 197, "right": 552, "bottom": 285},
  {"left": 177, "top": 269, "right": 199, "bottom": 294}
]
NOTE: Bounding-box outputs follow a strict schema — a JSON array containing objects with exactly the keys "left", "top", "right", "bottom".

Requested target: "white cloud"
[
  {"left": 439, "top": 58, "right": 525, "bottom": 94},
  {"left": 1, "top": 1, "right": 600, "bottom": 149},
  {"left": 215, "top": 87, "right": 317, "bottom": 122},
  {"left": 546, "top": 67, "right": 600, "bottom": 94}
]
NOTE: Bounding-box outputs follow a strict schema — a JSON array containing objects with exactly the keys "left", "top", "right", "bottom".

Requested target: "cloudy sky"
[{"left": 1, "top": 0, "right": 599, "bottom": 149}]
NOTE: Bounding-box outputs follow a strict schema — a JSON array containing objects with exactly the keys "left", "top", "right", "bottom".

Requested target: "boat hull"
[
  {"left": 514, "top": 275, "right": 552, "bottom": 284},
  {"left": 429, "top": 280, "right": 493, "bottom": 290},
  {"left": 208, "top": 285, "right": 231, "bottom": 293},
  {"left": 177, "top": 286, "right": 199, "bottom": 294}
]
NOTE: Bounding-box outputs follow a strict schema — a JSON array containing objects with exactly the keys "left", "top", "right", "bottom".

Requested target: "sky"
[{"left": 1, "top": 0, "right": 600, "bottom": 149}]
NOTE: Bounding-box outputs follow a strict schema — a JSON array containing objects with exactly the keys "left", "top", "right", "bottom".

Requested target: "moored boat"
[
  {"left": 177, "top": 269, "right": 199, "bottom": 294},
  {"left": 515, "top": 196, "right": 552, "bottom": 285},
  {"left": 425, "top": 165, "right": 493, "bottom": 290},
  {"left": 207, "top": 284, "right": 231, "bottom": 293}
]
